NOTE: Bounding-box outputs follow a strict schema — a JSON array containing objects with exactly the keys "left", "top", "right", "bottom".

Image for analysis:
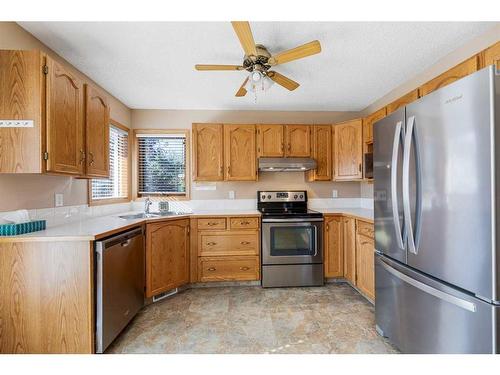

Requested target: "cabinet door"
[
  {"left": 307, "top": 125, "right": 332, "bottom": 181},
  {"left": 85, "top": 85, "right": 109, "bottom": 178},
  {"left": 284, "top": 124, "right": 311, "bottom": 157},
  {"left": 363, "top": 107, "right": 386, "bottom": 145},
  {"left": 386, "top": 89, "right": 420, "bottom": 115},
  {"left": 481, "top": 41, "right": 500, "bottom": 70},
  {"left": 334, "top": 119, "right": 363, "bottom": 180},
  {"left": 419, "top": 56, "right": 479, "bottom": 96},
  {"left": 146, "top": 219, "right": 190, "bottom": 298},
  {"left": 224, "top": 124, "right": 257, "bottom": 181},
  {"left": 356, "top": 234, "right": 375, "bottom": 300},
  {"left": 324, "top": 215, "right": 343, "bottom": 277},
  {"left": 256, "top": 124, "right": 284, "bottom": 157},
  {"left": 192, "top": 123, "right": 224, "bottom": 181},
  {"left": 0, "top": 50, "right": 44, "bottom": 173},
  {"left": 343, "top": 217, "right": 356, "bottom": 284},
  {"left": 46, "top": 58, "right": 85, "bottom": 175}
]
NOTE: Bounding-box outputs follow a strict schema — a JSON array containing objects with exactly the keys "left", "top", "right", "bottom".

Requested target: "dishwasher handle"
[{"left": 98, "top": 227, "right": 143, "bottom": 251}]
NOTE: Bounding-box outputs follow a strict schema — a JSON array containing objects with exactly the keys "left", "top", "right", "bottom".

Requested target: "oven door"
[{"left": 262, "top": 218, "right": 323, "bottom": 265}]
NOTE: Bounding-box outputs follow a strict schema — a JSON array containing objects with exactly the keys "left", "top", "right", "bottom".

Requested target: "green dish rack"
[{"left": 0, "top": 220, "right": 46, "bottom": 236}]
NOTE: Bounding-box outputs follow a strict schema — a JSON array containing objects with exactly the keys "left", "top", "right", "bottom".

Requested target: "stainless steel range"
[{"left": 258, "top": 191, "right": 324, "bottom": 288}]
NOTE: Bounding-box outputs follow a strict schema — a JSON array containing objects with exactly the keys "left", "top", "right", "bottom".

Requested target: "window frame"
[
  {"left": 133, "top": 129, "right": 191, "bottom": 200},
  {"left": 88, "top": 119, "right": 132, "bottom": 206}
]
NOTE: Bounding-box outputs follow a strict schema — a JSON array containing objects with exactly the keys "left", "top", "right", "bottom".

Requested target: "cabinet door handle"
[
  {"left": 358, "top": 163, "right": 362, "bottom": 172},
  {"left": 207, "top": 241, "right": 217, "bottom": 246},
  {"left": 89, "top": 152, "right": 95, "bottom": 166},
  {"left": 326, "top": 224, "right": 330, "bottom": 231},
  {"left": 240, "top": 241, "right": 251, "bottom": 245},
  {"left": 79, "top": 149, "right": 86, "bottom": 164},
  {"left": 207, "top": 267, "right": 216, "bottom": 271},
  {"left": 219, "top": 165, "right": 223, "bottom": 175},
  {"left": 239, "top": 266, "right": 250, "bottom": 271}
]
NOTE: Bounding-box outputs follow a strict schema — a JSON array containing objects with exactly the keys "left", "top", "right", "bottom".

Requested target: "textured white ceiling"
[{"left": 19, "top": 22, "right": 495, "bottom": 111}]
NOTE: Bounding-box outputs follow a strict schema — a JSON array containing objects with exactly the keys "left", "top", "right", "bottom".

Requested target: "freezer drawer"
[{"left": 375, "top": 254, "right": 498, "bottom": 354}]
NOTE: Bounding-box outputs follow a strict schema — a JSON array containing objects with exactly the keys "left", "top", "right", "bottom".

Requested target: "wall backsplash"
[{"left": 191, "top": 172, "right": 361, "bottom": 200}]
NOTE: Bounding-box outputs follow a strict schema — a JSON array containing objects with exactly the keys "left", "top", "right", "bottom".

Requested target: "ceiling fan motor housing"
[{"left": 243, "top": 44, "right": 271, "bottom": 72}]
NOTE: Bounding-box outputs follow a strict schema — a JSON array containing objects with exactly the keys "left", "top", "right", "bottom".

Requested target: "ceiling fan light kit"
[{"left": 195, "top": 21, "right": 322, "bottom": 98}]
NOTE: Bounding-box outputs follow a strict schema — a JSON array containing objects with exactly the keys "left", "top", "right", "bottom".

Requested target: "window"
[
  {"left": 136, "top": 131, "right": 189, "bottom": 197},
  {"left": 90, "top": 122, "right": 130, "bottom": 203}
]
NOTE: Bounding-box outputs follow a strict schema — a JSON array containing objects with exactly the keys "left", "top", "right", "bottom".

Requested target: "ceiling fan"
[{"left": 195, "top": 21, "right": 322, "bottom": 97}]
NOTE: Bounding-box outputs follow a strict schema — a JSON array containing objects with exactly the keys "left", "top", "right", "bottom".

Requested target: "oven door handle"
[
  {"left": 313, "top": 225, "right": 318, "bottom": 257},
  {"left": 261, "top": 218, "right": 324, "bottom": 223}
]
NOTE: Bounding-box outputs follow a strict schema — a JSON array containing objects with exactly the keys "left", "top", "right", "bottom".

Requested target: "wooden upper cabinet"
[
  {"left": 334, "top": 119, "right": 363, "bottom": 180},
  {"left": 192, "top": 123, "right": 224, "bottom": 181},
  {"left": 324, "top": 215, "right": 343, "bottom": 278},
  {"left": 343, "top": 216, "right": 356, "bottom": 285},
  {"left": 257, "top": 124, "right": 284, "bottom": 157},
  {"left": 386, "top": 89, "right": 420, "bottom": 115},
  {"left": 481, "top": 41, "right": 500, "bottom": 70},
  {"left": 224, "top": 124, "right": 257, "bottom": 181},
  {"left": 419, "top": 56, "right": 479, "bottom": 97},
  {"left": 0, "top": 50, "right": 44, "bottom": 173},
  {"left": 85, "top": 85, "right": 109, "bottom": 178},
  {"left": 363, "top": 107, "right": 386, "bottom": 145},
  {"left": 146, "top": 219, "right": 190, "bottom": 298},
  {"left": 307, "top": 125, "right": 332, "bottom": 181},
  {"left": 284, "top": 124, "right": 311, "bottom": 157},
  {"left": 356, "top": 231, "right": 375, "bottom": 300},
  {"left": 45, "top": 57, "right": 85, "bottom": 175}
]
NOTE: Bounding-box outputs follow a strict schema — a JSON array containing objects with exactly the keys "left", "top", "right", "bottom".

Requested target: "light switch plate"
[
  {"left": 228, "top": 191, "right": 235, "bottom": 199},
  {"left": 332, "top": 190, "right": 338, "bottom": 198},
  {"left": 55, "top": 193, "right": 64, "bottom": 207}
]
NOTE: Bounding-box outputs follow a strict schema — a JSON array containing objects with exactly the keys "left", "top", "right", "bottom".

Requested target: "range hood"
[{"left": 258, "top": 157, "right": 317, "bottom": 172}]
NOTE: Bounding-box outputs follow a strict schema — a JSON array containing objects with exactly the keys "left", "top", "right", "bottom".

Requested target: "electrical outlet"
[
  {"left": 332, "top": 190, "right": 338, "bottom": 198},
  {"left": 55, "top": 193, "right": 64, "bottom": 207},
  {"left": 229, "top": 191, "right": 235, "bottom": 200}
]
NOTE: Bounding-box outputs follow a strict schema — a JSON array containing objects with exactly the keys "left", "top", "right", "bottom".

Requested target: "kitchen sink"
[{"left": 118, "top": 211, "right": 186, "bottom": 220}]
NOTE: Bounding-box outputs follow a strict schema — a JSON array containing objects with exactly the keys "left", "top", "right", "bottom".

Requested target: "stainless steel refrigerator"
[{"left": 374, "top": 65, "right": 500, "bottom": 354}]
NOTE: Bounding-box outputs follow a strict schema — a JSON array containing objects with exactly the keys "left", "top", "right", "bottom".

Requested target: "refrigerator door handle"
[
  {"left": 403, "top": 115, "right": 417, "bottom": 255},
  {"left": 391, "top": 120, "right": 404, "bottom": 250},
  {"left": 379, "top": 258, "right": 477, "bottom": 312}
]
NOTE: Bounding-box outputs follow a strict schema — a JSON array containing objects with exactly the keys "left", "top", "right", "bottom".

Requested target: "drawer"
[
  {"left": 357, "top": 220, "right": 374, "bottom": 239},
  {"left": 197, "top": 217, "right": 226, "bottom": 230},
  {"left": 199, "top": 232, "right": 259, "bottom": 256},
  {"left": 229, "top": 217, "right": 259, "bottom": 230},
  {"left": 198, "top": 256, "right": 260, "bottom": 282}
]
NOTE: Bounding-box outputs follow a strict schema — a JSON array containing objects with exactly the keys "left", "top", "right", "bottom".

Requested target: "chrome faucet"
[{"left": 144, "top": 197, "right": 152, "bottom": 214}]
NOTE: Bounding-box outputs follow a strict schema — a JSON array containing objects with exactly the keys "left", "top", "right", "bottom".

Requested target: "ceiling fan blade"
[
  {"left": 269, "top": 40, "right": 322, "bottom": 66},
  {"left": 235, "top": 77, "right": 249, "bottom": 97},
  {"left": 267, "top": 71, "right": 300, "bottom": 91},
  {"left": 195, "top": 64, "right": 244, "bottom": 71},
  {"left": 231, "top": 21, "right": 257, "bottom": 56}
]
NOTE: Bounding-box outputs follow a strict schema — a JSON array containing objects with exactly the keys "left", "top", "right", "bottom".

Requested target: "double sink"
[{"left": 118, "top": 211, "right": 186, "bottom": 220}]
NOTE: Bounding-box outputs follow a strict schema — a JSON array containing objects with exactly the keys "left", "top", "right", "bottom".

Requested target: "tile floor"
[{"left": 107, "top": 283, "right": 398, "bottom": 354}]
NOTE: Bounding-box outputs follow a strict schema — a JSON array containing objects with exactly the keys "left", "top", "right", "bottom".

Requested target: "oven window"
[{"left": 270, "top": 226, "right": 316, "bottom": 256}]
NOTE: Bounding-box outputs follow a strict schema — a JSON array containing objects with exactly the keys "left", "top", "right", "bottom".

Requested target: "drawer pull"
[
  {"left": 239, "top": 266, "right": 250, "bottom": 271},
  {"left": 207, "top": 222, "right": 218, "bottom": 226},
  {"left": 241, "top": 221, "right": 250, "bottom": 225},
  {"left": 240, "top": 241, "right": 251, "bottom": 245},
  {"left": 207, "top": 267, "right": 216, "bottom": 271},
  {"left": 207, "top": 241, "right": 217, "bottom": 246}
]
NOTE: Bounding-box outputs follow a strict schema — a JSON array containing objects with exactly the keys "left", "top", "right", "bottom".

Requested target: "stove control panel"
[{"left": 258, "top": 191, "right": 307, "bottom": 202}]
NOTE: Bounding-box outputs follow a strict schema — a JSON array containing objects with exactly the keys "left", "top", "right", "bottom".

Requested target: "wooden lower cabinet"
[
  {"left": 193, "top": 216, "right": 260, "bottom": 282},
  {"left": 0, "top": 240, "right": 93, "bottom": 354},
  {"left": 343, "top": 216, "right": 357, "bottom": 284},
  {"left": 146, "top": 219, "right": 190, "bottom": 298},
  {"left": 324, "top": 215, "right": 343, "bottom": 278},
  {"left": 198, "top": 256, "right": 260, "bottom": 282},
  {"left": 356, "top": 233, "right": 375, "bottom": 300}
]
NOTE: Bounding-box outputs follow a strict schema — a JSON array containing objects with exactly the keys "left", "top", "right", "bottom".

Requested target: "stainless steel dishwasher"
[{"left": 95, "top": 227, "right": 145, "bottom": 353}]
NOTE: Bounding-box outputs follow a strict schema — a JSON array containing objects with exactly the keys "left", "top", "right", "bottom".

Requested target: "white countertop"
[
  {"left": 0, "top": 209, "right": 262, "bottom": 242},
  {"left": 0, "top": 208, "right": 373, "bottom": 242}
]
